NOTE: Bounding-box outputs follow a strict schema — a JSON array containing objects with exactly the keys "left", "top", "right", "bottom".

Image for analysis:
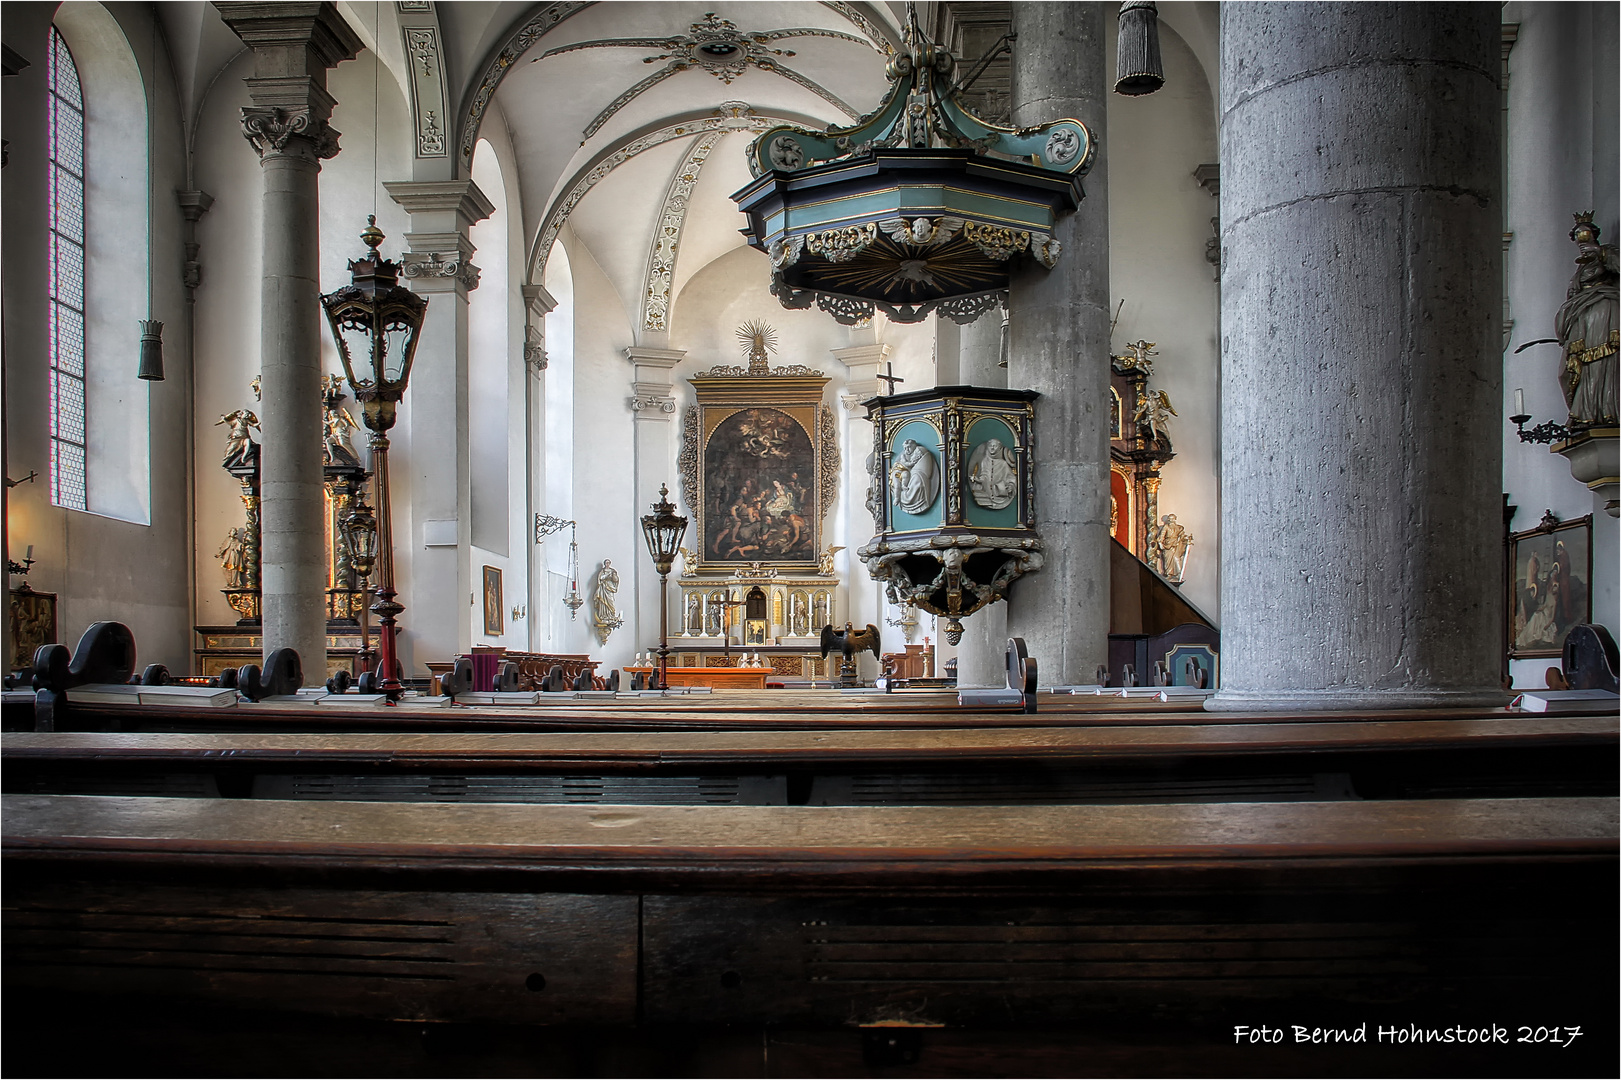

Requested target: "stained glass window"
[{"left": 48, "top": 26, "right": 88, "bottom": 511}]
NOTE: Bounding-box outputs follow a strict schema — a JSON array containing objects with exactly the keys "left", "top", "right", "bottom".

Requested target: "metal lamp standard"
[
  {"left": 320, "top": 218, "right": 427, "bottom": 699},
  {"left": 639, "top": 485, "right": 688, "bottom": 691}
]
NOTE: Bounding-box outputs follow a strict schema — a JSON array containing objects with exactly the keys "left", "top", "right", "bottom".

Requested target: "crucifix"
[
  {"left": 707, "top": 595, "right": 747, "bottom": 657},
  {"left": 875, "top": 362, "right": 905, "bottom": 395}
]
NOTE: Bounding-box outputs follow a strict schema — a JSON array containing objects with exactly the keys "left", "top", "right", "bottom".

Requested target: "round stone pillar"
[
  {"left": 956, "top": 308, "right": 1010, "bottom": 687},
  {"left": 1005, "top": 3, "right": 1111, "bottom": 685},
  {"left": 219, "top": 3, "right": 361, "bottom": 684},
  {"left": 255, "top": 143, "right": 330, "bottom": 682},
  {"left": 1209, "top": 3, "right": 1503, "bottom": 710}
]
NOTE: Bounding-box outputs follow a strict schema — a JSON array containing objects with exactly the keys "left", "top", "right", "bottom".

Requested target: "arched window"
[
  {"left": 47, "top": 26, "right": 88, "bottom": 510},
  {"left": 47, "top": 5, "right": 152, "bottom": 524}
]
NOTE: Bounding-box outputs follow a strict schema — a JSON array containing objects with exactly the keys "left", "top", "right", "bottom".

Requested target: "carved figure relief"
[
  {"left": 890, "top": 438, "right": 939, "bottom": 514},
  {"left": 967, "top": 438, "right": 1018, "bottom": 510}
]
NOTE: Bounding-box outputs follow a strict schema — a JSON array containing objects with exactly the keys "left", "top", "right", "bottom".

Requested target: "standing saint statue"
[
  {"left": 1556, "top": 212, "right": 1619, "bottom": 424},
  {"left": 890, "top": 438, "right": 940, "bottom": 515},
  {"left": 592, "top": 559, "right": 622, "bottom": 645},
  {"left": 216, "top": 527, "right": 250, "bottom": 589},
  {"left": 1148, "top": 514, "right": 1193, "bottom": 583}
]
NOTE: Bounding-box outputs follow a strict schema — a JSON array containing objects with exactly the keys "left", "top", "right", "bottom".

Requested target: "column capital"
[
  {"left": 625, "top": 347, "right": 685, "bottom": 417},
  {"left": 218, "top": 2, "right": 360, "bottom": 161},
  {"left": 833, "top": 342, "right": 891, "bottom": 410},
  {"left": 522, "top": 285, "right": 557, "bottom": 374},
  {"left": 385, "top": 179, "right": 496, "bottom": 234}
]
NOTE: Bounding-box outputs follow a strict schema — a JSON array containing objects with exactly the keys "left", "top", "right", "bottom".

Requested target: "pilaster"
[
  {"left": 626, "top": 346, "right": 687, "bottom": 653},
  {"left": 386, "top": 178, "right": 493, "bottom": 674}
]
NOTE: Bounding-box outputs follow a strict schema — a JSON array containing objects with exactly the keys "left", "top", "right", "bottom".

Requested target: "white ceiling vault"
[{"left": 460, "top": 1, "right": 903, "bottom": 340}]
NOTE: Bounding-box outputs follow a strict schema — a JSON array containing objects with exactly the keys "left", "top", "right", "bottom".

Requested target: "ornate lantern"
[
  {"left": 341, "top": 496, "right": 378, "bottom": 579},
  {"left": 731, "top": 6, "right": 1094, "bottom": 325},
  {"left": 320, "top": 218, "right": 428, "bottom": 698},
  {"left": 640, "top": 485, "right": 689, "bottom": 690},
  {"left": 858, "top": 386, "right": 1043, "bottom": 644}
]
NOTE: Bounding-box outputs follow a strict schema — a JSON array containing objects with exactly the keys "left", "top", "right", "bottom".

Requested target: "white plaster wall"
[
  {"left": 1105, "top": 18, "right": 1222, "bottom": 622},
  {"left": 539, "top": 235, "right": 577, "bottom": 648},
  {"left": 1501, "top": 1, "right": 1620, "bottom": 690},
  {"left": 2, "top": 1, "right": 191, "bottom": 671},
  {"left": 560, "top": 228, "right": 638, "bottom": 668}
]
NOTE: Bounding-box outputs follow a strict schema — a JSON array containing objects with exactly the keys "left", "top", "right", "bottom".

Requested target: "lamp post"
[
  {"left": 321, "top": 218, "right": 427, "bottom": 700},
  {"left": 639, "top": 484, "right": 688, "bottom": 691}
]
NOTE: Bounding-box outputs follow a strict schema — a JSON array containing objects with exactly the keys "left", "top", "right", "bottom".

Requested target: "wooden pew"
[{"left": 4, "top": 716, "right": 1616, "bottom": 807}]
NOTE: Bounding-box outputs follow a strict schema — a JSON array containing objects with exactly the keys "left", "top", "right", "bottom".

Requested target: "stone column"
[
  {"left": 626, "top": 347, "right": 685, "bottom": 661},
  {"left": 218, "top": 2, "right": 360, "bottom": 682},
  {"left": 956, "top": 307, "right": 1011, "bottom": 687},
  {"left": 1209, "top": 3, "right": 1502, "bottom": 710},
  {"left": 1005, "top": 3, "right": 1111, "bottom": 686},
  {"left": 383, "top": 180, "right": 493, "bottom": 676}
]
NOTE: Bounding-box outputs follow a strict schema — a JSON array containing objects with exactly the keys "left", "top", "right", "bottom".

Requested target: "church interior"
[{"left": 2, "top": 1, "right": 1617, "bottom": 1075}]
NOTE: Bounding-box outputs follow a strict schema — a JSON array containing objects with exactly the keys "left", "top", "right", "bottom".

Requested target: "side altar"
[{"left": 668, "top": 323, "right": 844, "bottom": 682}]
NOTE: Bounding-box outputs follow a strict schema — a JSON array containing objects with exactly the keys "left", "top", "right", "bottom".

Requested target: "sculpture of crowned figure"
[{"left": 1556, "top": 212, "right": 1619, "bottom": 425}]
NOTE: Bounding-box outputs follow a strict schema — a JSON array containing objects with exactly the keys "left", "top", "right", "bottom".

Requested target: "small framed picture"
[
  {"left": 482, "top": 565, "right": 503, "bottom": 637},
  {"left": 1508, "top": 513, "right": 1592, "bottom": 659},
  {"left": 9, "top": 589, "right": 58, "bottom": 672}
]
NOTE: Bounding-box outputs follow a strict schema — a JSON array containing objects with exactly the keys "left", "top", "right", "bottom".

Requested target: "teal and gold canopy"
[{"left": 731, "top": 6, "right": 1096, "bottom": 325}]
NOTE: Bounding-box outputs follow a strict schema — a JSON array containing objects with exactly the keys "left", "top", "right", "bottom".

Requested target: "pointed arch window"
[{"left": 47, "top": 25, "right": 88, "bottom": 510}]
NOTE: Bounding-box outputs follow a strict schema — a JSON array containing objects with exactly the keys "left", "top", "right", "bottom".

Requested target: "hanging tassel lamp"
[
  {"left": 137, "top": 320, "right": 165, "bottom": 381},
  {"left": 1115, "top": 1, "right": 1165, "bottom": 96}
]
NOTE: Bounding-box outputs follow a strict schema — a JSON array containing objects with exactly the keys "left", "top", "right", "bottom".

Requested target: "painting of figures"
[
  {"left": 703, "top": 407, "right": 817, "bottom": 564},
  {"left": 1508, "top": 515, "right": 1591, "bottom": 658}
]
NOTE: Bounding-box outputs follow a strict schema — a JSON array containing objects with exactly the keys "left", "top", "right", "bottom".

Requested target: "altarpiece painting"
[
  {"left": 678, "top": 331, "right": 838, "bottom": 574},
  {"left": 1508, "top": 512, "right": 1592, "bottom": 659}
]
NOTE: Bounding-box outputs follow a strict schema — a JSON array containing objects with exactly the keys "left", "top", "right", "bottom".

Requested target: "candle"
[
  {"left": 1514, "top": 388, "right": 1525, "bottom": 417},
  {"left": 24, "top": 545, "right": 33, "bottom": 561}
]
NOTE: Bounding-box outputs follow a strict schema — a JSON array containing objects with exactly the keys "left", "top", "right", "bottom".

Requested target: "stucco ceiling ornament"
[
  {"left": 531, "top": 103, "right": 778, "bottom": 286},
  {"left": 537, "top": 12, "right": 868, "bottom": 143},
  {"left": 732, "top": 2, "right": 1095, "bottom": 325}
]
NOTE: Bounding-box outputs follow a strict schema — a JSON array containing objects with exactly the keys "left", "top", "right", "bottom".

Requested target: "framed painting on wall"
[
  {"left": 482, "top": 565, "right": 503, "bottom": 637},
  {"left": 1507, "top": 512, "right": 1591, "bottom": 659},
  {"left": 9, "top": 588, "right": 57, "bottom": 672}
]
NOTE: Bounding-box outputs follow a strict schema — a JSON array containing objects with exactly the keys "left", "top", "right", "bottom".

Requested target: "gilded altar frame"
[{"left": 678, "top": 363, "right": 838, "bottom": 574}]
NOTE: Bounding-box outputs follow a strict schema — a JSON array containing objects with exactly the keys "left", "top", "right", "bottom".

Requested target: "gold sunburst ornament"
[{"left": 736, "top": 320, "right": 778, "bottom": 374}]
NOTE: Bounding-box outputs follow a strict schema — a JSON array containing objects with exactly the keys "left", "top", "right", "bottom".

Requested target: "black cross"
[{"left": 875, "top": 363, "right": 905, "bottom": 394}]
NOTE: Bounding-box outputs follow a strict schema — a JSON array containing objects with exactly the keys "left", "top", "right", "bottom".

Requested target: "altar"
[{"left": 625, "top": 666, "right": 770, "bottom": 690}]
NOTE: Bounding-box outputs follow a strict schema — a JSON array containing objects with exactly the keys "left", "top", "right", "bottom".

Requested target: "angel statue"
[
  {"left": 818, "top": 545, "right": 845, "bottom": 576},
  {"left": 216, "top": 409, "right": 260, "bottom": 469},
  {"left": 1112, "top": 339, "right": 1157, "bottom": 374},
  {"left": 677, "top": 546, "right": 698, "bottom": 577},
  {"left": 1133, "top": 388, "right": 1177, "bottom": 444}
]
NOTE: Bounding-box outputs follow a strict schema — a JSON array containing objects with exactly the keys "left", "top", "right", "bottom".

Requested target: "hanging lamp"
[{"left": 731, "top": 3, "right": 1095, "bottom": 325}]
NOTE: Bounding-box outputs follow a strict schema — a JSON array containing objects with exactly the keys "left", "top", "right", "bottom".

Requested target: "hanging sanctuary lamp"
[
  {"left": 730, "top": 4, "right": 1095, "bottom": 325},
  {"left": 320, "top": 217, "right": 427, "bottom": 700}
]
